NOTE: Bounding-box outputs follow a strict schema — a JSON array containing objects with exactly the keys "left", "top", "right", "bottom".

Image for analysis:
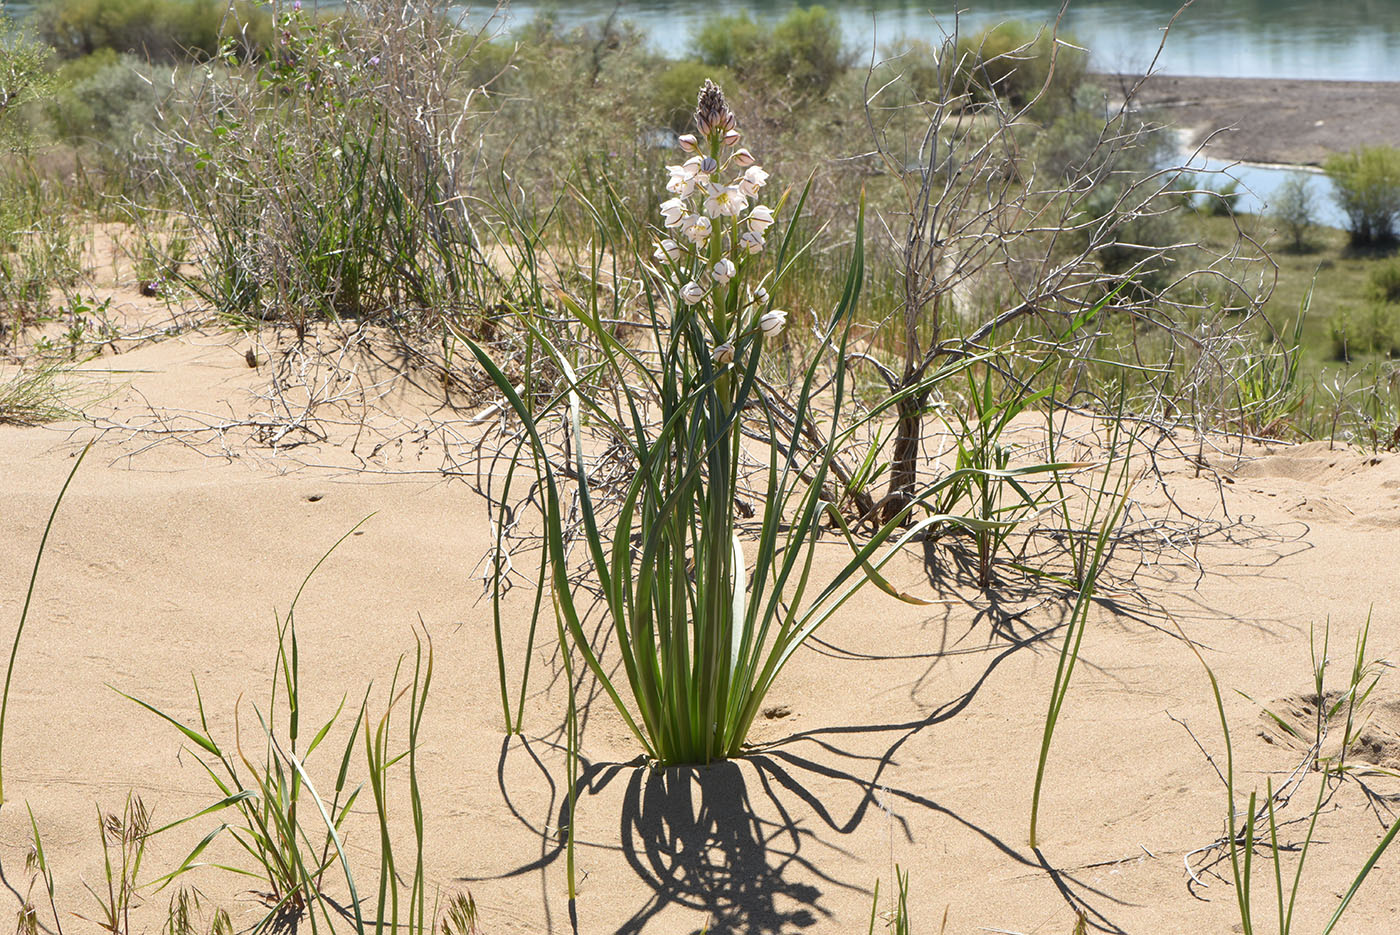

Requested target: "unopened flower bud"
[
  {"left": 712, "top": 258, "right": 735, "bottom": 284},
  {"left": 678, "top": 133, "right": 699, "bottom": 153},
  {"left": 739, "top": 230, "right": 765, "bottom": 255},
  {"left": 732, "top": 148, "right": 756, "bottom": 168},
  {"left": 700, "top": 156, "right": 718, "bottom": 175},
  {"left": 680, "top": 281, "right": 706, "bottom": 305},
  {"left": 722, "top": 128, "right": 741, "bottom": 147},
  {"left": 713, "top": 343, "right": 735, "bottom": 366},
  {"left": 752, "top": 285, "right": 770, "bottom": 305},
  {"left": 758, "top": 309, "right": 788, "bottom": 336}
]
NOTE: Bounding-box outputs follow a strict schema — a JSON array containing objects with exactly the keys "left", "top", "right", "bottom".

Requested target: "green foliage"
[
  {"left": 1201, "top": 177, "right": 1243, "bottom": 217},
  {"left": 181, "top": 2, "right": 493, "bottom": 325},
  {"left": 1366, "top": 260, "right": 1400, "bottom": 304},
  {"left": 1324, "top": 145, "right": 1400, "bottom": 245},
  {"left": 0, "top": 16, "right": 57, "bottom": 151},
  {"left": 1329, "top": 303, "right": 1400, "bottom": 361},
  {"left": 36, "top": 0, "right": 271, "bottom": 62},
  {"left": 956, "top": 20, "right": 1087, "bottom": 117},
  {"left": 693, "top": 6, "right": 849, "bottom": 97},
  {"left": 1270, "top": 174, "right": 1315, "bottom": 251},
  {"left": 47, "top": 52, "right": 171, "bottom": 151}
]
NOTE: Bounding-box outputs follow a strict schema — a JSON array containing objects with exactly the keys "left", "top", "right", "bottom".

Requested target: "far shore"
[{"left": 1106, "top": 73, "right": 1400, "bottom": 168}]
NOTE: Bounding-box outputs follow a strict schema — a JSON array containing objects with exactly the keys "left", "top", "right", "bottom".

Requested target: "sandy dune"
[{"left": 2, "top": 291, "right": 1399, "bottom": 935}]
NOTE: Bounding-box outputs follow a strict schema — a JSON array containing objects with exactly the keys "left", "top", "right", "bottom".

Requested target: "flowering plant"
[{"left": 471, "top": 81, "right": 968, "bottom": 766}]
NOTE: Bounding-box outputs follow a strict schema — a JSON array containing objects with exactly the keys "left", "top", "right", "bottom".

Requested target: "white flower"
[
  {"left": 752, "top": 285, "right": 770, "bottom": 305},
  {"left": 704, "top": 182, "right": 748, "bottom": 218},
  {"left": 678, "top": 133, "right": 699, "bottom": 153},
  {"left": 660, "top": 198, "right": 687, "bottom": 228},
  {"left": 747, "top": 204, "right": 775, "bottom": 234},
  {"left": 739, "top": 230, "right": 765, "bottom": 255},
  {"left": 737, "top": 165, "right": 769, "bottom": 198},
  {"left": 731, "top": 148, "right": 756, "bottom": 168},
  {"left": 681, "top": 214, "right": 713, "bottom": 244},
  {"left": 712, "top": 258, "right": 736, "bottom": 284},
  {"left": 666, "top": 167, "right": 698, "bottom": 198},
  {"left": 758, "top": 309, "right": 788, "bottom": 336},
  {"left": 713, "top": 343, "right": 735, "bottom": 366},
  {"left": 680, "top": 281, "right": 706, "bottom": 304},
  {"left": 653, "top": 238, "right": 682, "bottom": 263},
  {"left": 722, "top": 128, "right": 741, "bottom": 147}
]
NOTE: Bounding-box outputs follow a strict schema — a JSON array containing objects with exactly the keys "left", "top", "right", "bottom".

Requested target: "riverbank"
[{"left": 1125, "top": 74, "right": 1400, "bottom": 167}]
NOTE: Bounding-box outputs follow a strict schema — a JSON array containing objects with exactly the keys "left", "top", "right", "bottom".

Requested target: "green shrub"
[
  {"left": 692, "top": 6, "right": 849, "bottom": 98},
  {"left": 36, "top": 0, "right": 271, "bottom": 62},
  {"left": 1367, "top": 261, "right": 1400, "bottom": 304},
  {"left": 1330, "top": 303, "right": 1400, "bottom": 361},
  {"left": 1201, "top": 177, "right": 1242, "bottom": 217},
  {"left": 956, "top": 20, "right": 1087, "bottom": 117},
  {"left": 692, "top": 10, "right": 766, "bottom": 72},
  {"left": 0, "top": 17, "right": 57, "bottom": 151},
  {"left": 1270, "top": 173, "right": 1315, "bottom": 250},
  {"left": 47, "top": 52, "right": 169, "bottom": 150},
  {"left": 1324, "top": 145, "right": 1400, "bottom": 245},
  {"left": 768, "top": 6, "right": 848, "bottom": 96}
]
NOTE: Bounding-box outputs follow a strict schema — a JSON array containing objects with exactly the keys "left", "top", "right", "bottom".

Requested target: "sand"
[
  {"left": 3, "top": 237, "right": 1400, "bottom": 934},
  {"left": 1125, "top": 74, "right": 1400, "bottom": 167}
]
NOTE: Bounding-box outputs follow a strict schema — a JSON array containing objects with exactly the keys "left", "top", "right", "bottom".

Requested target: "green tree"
[{"left": 1325, "top": 145, "right": 1400, "bottom": 245}]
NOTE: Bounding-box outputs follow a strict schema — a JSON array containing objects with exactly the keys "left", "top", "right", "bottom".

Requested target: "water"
[
  {"left": 1185, "top": 156, "right": 1346, "bottom": 229},
  {"left": 6, "top": 1, "right": 1400, "bottom": 82}
]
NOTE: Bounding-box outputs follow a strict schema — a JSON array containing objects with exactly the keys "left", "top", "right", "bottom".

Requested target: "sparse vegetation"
[{"left": 0, "top": 2, "right": 1397, "bottom": 933}]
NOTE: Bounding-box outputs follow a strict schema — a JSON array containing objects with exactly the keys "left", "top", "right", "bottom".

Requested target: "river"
[{"left": 6, "top": 1, "right": 1400, "bottom": 82}]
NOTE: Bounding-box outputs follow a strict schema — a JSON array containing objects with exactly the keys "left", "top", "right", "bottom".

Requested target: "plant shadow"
[{"left": 613, "top": 761, "right": 831, "bottom": 934}]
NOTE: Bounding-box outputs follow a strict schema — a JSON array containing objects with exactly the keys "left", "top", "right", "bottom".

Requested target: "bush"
[
  {"left": 1270, "top": 174, "right": 1315, "bottom": 250},
  {"left": 0, "top": 17, "right": 57, "bottom": 151},
  {"left": 1324, "top": 145, "right": 1400, "bottom": 245},
  {"left": 36, "top": 0, "right": 271, "bottom": 62},
  {"left": 1201, "top": 177, "right": 1242, "bottom": 217},
  {"left": 693, "top": 6, "right": 849, "bottom": 98},
  {"left": 47, "top": 52, "right": 170, "bottom": 151},
  {"left": 1368, "top": 262, "right": 1400, "bottom": 304},
  {"left": 1330, "top": 303, "right": 1400, "bottom": 361},
  {"left": 956, "top": 21, "right": 1087, "bottom": 117}
]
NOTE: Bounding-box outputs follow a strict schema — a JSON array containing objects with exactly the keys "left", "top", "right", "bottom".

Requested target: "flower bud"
[
  {"left": 758, "top": 309, "right": 788, "bottom": 336},
  {"left": 653, "top": 238, "right": 682, "bottom": 263},
  {"left": 732, "top": 148, "right": 756, "bottom": 168},
  {"left": 680, "top": 281, "right": 706, "bottom": 305},
  {"left": 739, "top": 230, "right": 765, "bottom": 255},
  {"left": 700, "top": 156, "right": 718, "bottom": 175},
  {"left": 747, "top": 204, "right": 775, "bottom": 234},
  {"left": 752, "top": 285, "right": 770, "bottom": 305},
  {"left": 712, "top": 258, "right": 736, "bottom": 284},
  {"left": 722, "top": 128, "right": 741, "bottom": 147},
  {"left": 713, "top": 343, "right": 735, "bottom": 366},
  {"left": 678, "top": 133, "right": 699, "bottom": 153}
]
